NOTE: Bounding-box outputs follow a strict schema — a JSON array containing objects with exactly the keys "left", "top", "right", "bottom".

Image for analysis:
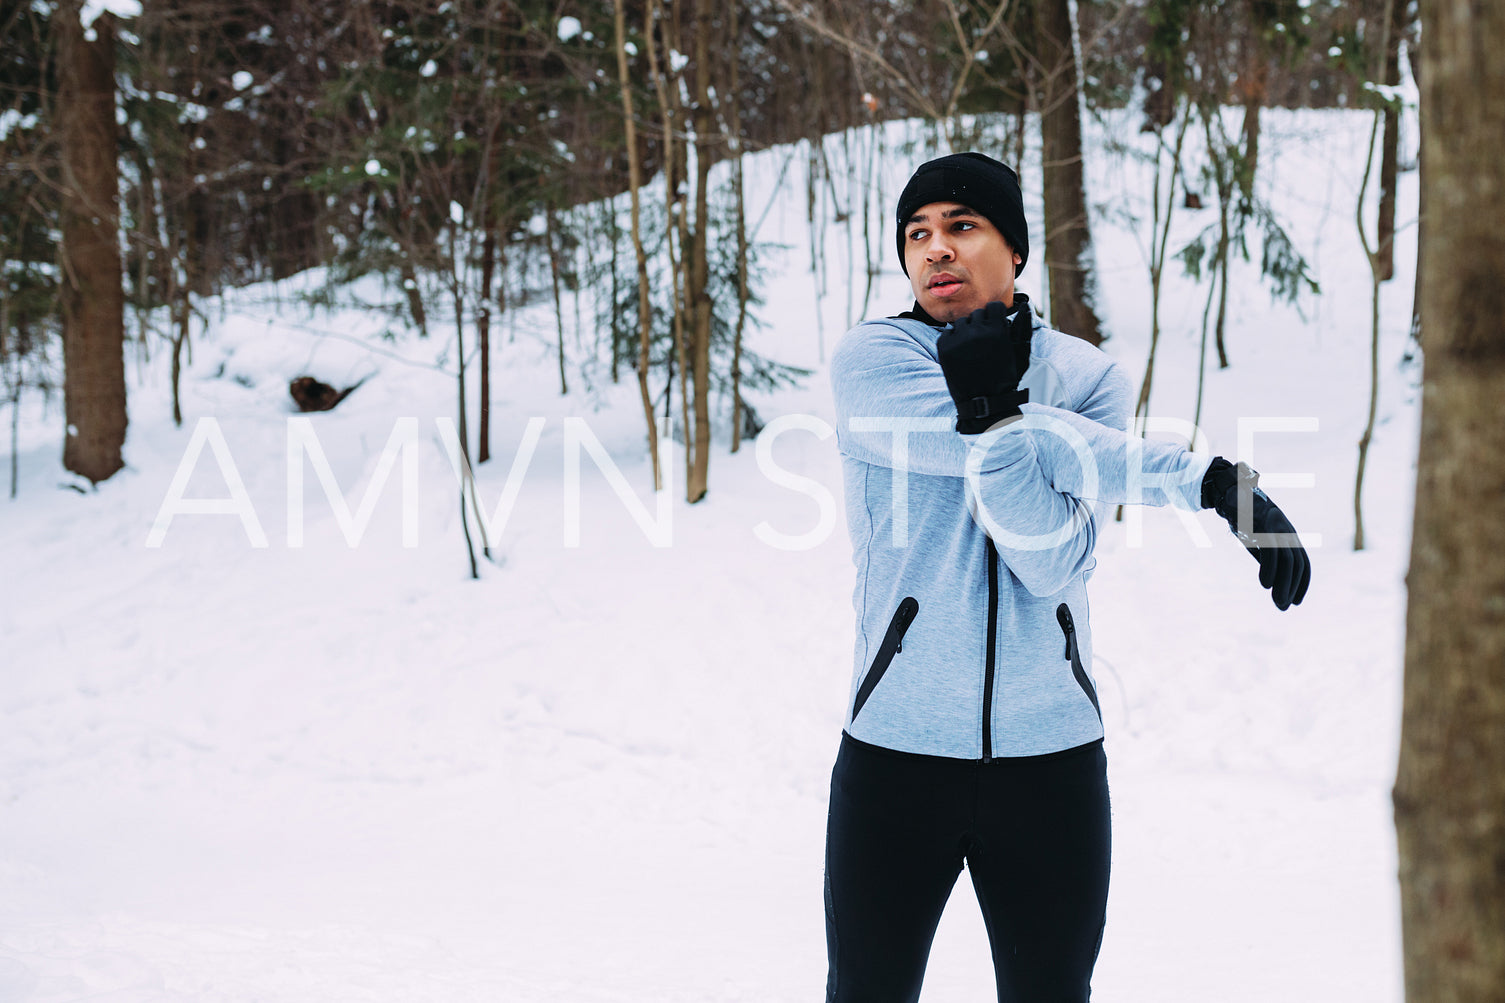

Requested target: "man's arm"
[
  {"left": 1018, "top": 358, "right": 1212, "bottom": 512},
  {"left": 831, "top": 323, "right": 1209, "bottom": 505},
  {"left": 830, "top": 322, "right": 1205, "bottom": 596}
]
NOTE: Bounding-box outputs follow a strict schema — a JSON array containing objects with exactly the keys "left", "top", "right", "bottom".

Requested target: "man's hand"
[
  {"left": 936, "top": 299, "right": 1033, "bottom": 434},
  {"left": 1202, "top": 458, "right": 1312, "bottom": 610}
]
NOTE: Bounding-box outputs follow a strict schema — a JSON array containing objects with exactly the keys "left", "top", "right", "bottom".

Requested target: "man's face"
[{"left": 902, "top": 201, "right": 1021, "bottom": 323}]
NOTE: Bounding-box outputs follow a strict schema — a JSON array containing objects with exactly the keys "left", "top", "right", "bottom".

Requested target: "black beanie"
[{"left": 895, "top": 152, "right": 1028, "bottom": 277}]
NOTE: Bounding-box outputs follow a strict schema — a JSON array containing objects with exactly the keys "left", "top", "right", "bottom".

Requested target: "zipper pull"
[
  {"left": 895, "top": 597, "right": 918, "bottom": 652},
  {"left": 1056, "top": 604, "right": 1075, "bottom": 660}
]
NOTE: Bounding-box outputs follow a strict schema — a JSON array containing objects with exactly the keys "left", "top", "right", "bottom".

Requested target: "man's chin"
[
  {"left": 920, "top": 297, "right": 975, "bottom": 324},
  {"left": 918, "top": 289, "right": 1014, "bottom": 324}
]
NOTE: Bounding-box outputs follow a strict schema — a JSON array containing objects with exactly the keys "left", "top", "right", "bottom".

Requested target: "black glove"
[
  {"left": 935, "top": 297, "right": 1033, "bottom": 434},
  {"left": 1202, "top": 457, "right": 1311, "bottom": 610}
]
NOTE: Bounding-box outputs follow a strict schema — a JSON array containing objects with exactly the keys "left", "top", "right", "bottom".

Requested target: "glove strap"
[{"left": 958, "top": 388, "right": 1029, "bottom": 421}]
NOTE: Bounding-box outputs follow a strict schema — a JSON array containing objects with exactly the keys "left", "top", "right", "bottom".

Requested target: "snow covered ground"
[{"left": 1, "top": 107, "right": 1418, "bottom": 1001}]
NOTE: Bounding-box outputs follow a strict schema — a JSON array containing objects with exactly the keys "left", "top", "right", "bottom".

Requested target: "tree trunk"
[
  {"left": 1035, "top": 0, "right": 1103, "bottom": 344},
  {"left": 546, "top": 208, "right": 568, "bottom": 396},
  {"left": 477, "top": 222, "right": 495, "bottom": 464},
  {"left": 647, "top": 0, "right": 691, "bottom": 479},
  {"left": 859, "top": 107, "right": 881, "bottom": 323},
  {"left": 613, "top": 0, "right": 661, "bottom": 491},
  {"left": 1236, "top": 0, "right": 1270, "bottom": 206},
  {"left": 171, "top": 288, "right": 189, "bottom": 428},
  {"left": 1202, "top": 105, "right": 1236, "bottom": 371},
  {"left": 1354, "top": 0, "right": 1397, "bottom": 552},
  {"left": 269, "top": 188, "right": 320, "bottom": 280},
  {"left": 185, "top": 188, "right": 216, "bottom": 298},
  {"left": 726, "top": 0, "right": 748, "bottom": 455},
  {"left": 1377, "top": 0, "right": 1405, "bottom": 282},
  {"left": 270, "top": 132, "right": 319, "bottom": 280},
  {"left": 1128, "top": 107, "right": 1195, "bottom": 461},
  {"left": 1408, "top": 34, "right": 1424, "bottom": 345},
  {"left": 453, "top": 290, "right": 479, "bottom": 580},
  {"left": 807, "top": 140, "right": 826, "bottom": 360},
  {"left": 376, "top": 189, "right": 428, "bottom": 337},
  {"left": 2, "top": 253, "right": 16, "bottom": 499},
  {"left": 1134, "top": 105, "right": 1190, "bottom": 424},
  {"left": 605, "top": 200, "right": 621, "bottom": 385},
  {"left": 1354, "top": 246, "right": 1380, "bottom": 552},
  {"left": 57, "top": 6, "right": 127, "bottom": 483},
  {"left": 1393, "top": 0, "right": 1505, "bottom": 997},
  {"left": 685, "top": 0, "right": 713, "bottom": 503},
  {"left": 1377, "top": 111, "right": 1399, "bottom": 282},
  {"left": 1240, "top": 98, "right": 1261, "bottom": 204},
  {"left": 1214, "top": 202, "right": 1232, "bottom": 370},
  {"left": 9, "top": 359, "right": 19, "bottom": 500},
  {"left": 401, "top": 259, "right": 427, "bottom": 336},
  {"left": 128, "top": 142, "right": 159, "bottom": 355}
]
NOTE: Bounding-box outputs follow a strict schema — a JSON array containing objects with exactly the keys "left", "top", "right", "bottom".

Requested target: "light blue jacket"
[{"left": 830, "top": 312, "right": 1212, "bottom": 759}]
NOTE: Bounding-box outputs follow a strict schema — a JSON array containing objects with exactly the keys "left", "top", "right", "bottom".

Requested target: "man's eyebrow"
[{"left": 903, "top": 207, "right": 981, "bottom": 226}]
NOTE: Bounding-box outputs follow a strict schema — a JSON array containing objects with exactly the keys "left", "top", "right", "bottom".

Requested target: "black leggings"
[{"left": 824, "top": 733, "right": 1111, "bottom": 1003}]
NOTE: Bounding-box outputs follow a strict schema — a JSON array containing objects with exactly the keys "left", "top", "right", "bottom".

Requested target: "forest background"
[
  {"left": 3, "top": 0, "right": 1416, "bottom": 506},
  {"left": 13, "top": 1, "right": 1505, "bottom": 999}
]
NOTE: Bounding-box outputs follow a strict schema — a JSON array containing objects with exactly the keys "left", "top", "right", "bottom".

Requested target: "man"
[{"left": 824, "top": 152, "right": 1310, "bottom": 1002}]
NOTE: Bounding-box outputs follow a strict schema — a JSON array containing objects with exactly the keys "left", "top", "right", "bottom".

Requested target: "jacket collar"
[{"left": 890, "top": 291, "right": 1032, "bottom": 329}]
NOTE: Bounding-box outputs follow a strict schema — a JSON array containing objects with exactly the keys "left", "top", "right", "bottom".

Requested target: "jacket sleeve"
[
  {"left": 1018, "top": 362, "right": 1211, "bottom": 512},
  {"left": 831, "top": 323, "right": 1210, "bottom": 596}
]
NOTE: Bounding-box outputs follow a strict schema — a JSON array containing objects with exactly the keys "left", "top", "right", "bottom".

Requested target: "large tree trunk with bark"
[
  {"left": 57, "top": 6, "right": 127, "bottom": 483},
  {"left": 1034, "top": 0, "right": 1103, "bottom": 345},
  {"left": 1393, "top": 0, "right": 1505, "bottom": 997}
]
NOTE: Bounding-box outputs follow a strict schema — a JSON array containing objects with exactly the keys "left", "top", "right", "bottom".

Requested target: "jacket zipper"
[
  {"left": 983, "top": 539, "right": 999, "bottom": 762},
  {"left": 1056, "top": 603, "right": 1102, "bottom": 722},
  {"left": 851, "top": 596, "right": 919, "bottom": 721}
]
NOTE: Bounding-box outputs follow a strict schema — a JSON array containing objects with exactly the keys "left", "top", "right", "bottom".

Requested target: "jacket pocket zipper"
[
  {"left": 851, "top": 596, "right": 919, "bottom": 721},
  {"left": 1056, "top": 603, "right": 1101, "bottom": 723}
]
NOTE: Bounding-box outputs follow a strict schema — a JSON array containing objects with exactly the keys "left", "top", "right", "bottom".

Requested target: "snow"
[
  {"left": 557, "top": 16, "right": 583, "bottom": 43},
  {"left": 80, "top": 0, "right": 140, "bottom": 30},
  {"left": 0, "top": 108, "right": 1418, "bottom": 1000},
  {"left": 1364, "top": 81, "right": 1411, "bottom": 107},
  {"left": 0, "top": 109, "right": 38, "bottom": 141}
]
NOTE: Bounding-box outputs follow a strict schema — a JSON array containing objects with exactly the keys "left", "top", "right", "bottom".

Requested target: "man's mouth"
[{"left": 927, "top": 275, "right": 963, "bottom": 297}]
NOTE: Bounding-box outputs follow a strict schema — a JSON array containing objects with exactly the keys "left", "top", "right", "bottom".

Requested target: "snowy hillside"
[{"left": 1, "top": 108, "right": 1418, "bottom": 1001}]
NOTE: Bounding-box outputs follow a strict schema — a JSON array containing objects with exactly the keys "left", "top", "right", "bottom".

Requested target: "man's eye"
[
  {"left": 908, "top": 229, "right": 927, "bottom": 241},
  {"left": 955, "top": 221, "right": 975, "bottom": 232}
]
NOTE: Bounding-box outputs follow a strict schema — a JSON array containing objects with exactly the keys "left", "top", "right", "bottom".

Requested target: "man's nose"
[{"left": 924, "top": 234, "right": 955, "bottom": 262}]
